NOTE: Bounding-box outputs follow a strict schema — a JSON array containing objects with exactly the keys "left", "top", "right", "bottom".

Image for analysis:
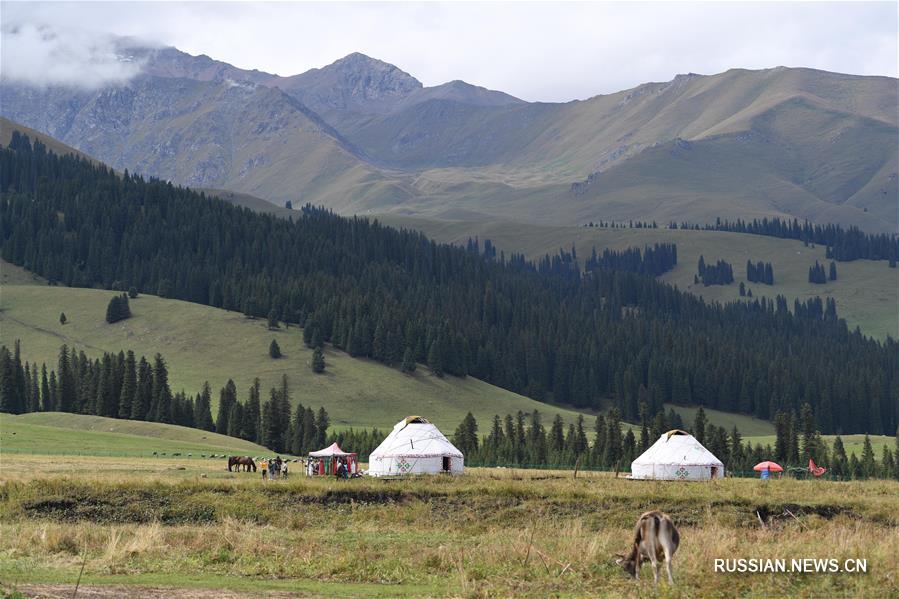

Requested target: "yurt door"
[{"left": 442, "top": 457, "right": 451, "bottom": 472}]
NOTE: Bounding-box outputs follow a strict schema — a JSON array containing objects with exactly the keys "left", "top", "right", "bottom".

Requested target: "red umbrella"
[{"left": 753, "top": 461, "right": 783, "bottom": 472}]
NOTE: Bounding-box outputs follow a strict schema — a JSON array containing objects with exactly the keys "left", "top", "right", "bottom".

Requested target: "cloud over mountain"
[{"left": 0, "top": 23, "right": 143, "bottom": 88}]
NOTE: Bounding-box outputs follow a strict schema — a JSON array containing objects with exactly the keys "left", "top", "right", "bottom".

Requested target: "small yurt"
[
  {"left": 630, "top": 429, "right": 724, "bottom": 480},
  {"left": 367, "top": 416, "right": 464, "bottom": 476}
]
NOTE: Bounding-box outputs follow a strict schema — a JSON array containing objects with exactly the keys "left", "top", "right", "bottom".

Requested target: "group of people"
[
  {"left": 304, "top": 457, "right": 354, "bottom": 480},
  {"left": 259, "top": 456, "right": 289, "bottom": 480}
]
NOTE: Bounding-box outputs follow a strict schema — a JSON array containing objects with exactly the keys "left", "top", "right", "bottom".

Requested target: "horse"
[{"left": 227, "top": 456, "right": 257, "bottom": 472}]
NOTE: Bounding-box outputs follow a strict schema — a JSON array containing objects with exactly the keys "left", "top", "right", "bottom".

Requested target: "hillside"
[
  {"left": 0, "top": 284, "right": 600, "bottom": 432},
  {"left": 0, "top": 79, "right": 412, "bottom": 212},
  {"left": 2, "top": 412, "right": 269, "bottom": 456},
  {"left": 1, "top": 50, "right": 895, "bottom": 231},
  {"left": 378, "top": 216, "right": 898, "bottom": 340}
]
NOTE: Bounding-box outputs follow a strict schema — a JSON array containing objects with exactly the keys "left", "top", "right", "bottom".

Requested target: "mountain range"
[{"left": 1, "top": 44, "right": 896, "bottom": 232}]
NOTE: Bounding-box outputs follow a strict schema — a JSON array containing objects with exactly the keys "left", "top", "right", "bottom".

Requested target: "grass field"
[
  {"left": 0, "top": 455, "right": 896, "bottom": 598},
  {"left": 0, "top": 283, "right": 599, "bottom": 432},
  {"left": 666, "top": 404, "right": 775, "bottom": 437},
  {"left": 0, "top": 413, "right": 270, "bottom": 457},
  {"left": 378, "top": 217, "right": 899, "bottom": 341}
]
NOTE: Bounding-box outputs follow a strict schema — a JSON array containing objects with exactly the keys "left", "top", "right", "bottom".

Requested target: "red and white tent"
[{"left": 308, "top": 442, "right": 357, "bottom": 476}]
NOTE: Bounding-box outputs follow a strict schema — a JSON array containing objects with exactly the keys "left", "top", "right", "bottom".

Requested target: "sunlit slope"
[
  {"left": 0, "top": 284, "right": 598, "bottom": 431},
  {"left": 377, "top": 216, "right": 898, "bottom": 340},
  {"left": 2, "top": 412, "right": 269, "bottom": 456}
]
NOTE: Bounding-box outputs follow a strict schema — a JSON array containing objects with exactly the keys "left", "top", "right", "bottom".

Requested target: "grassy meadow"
[
  {"left": 0, "top": 455, "right": 897, "bottom": 598},
  {"left": 377, "top": 217, "right": 899, "bottom": 341},
  {"left": 0, "top": 281, "right": 598, "bottom": 431},
  {"left": 665, "top": 405, "right": 775, "bottom": 437},
  {"left": 1, "top": 413, "right": 269, "bottom": 458}
]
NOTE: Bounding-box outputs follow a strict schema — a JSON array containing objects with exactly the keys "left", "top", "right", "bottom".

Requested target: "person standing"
[{"left": 260, "top": 458, "right": 268, "bottom": 481}]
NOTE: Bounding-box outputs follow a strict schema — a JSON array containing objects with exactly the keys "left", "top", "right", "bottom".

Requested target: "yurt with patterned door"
[
  {"left": 630, "top": 429, "right": 724, "bottom": 480},
  {"left": 367, "top": 416, "right": 464, "bottom": 476}
]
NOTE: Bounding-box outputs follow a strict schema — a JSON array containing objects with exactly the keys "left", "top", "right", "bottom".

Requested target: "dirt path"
[
  {"left": 0, "top": 313, "right": 106, "bottom": 353},
  {"left": 9, "top": 584, "right": 307, "bottom": 598}
]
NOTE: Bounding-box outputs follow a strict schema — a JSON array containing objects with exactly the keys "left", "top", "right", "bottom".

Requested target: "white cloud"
[
  {"left": 0, "top": 21, "right": 143, "bottom": 88},
  {"left": 1, "top": 2, "right": 896, "bottom": 101}
]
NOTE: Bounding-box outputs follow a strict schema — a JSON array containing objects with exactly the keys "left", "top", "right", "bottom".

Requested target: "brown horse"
[{"left": 227, "top": 456, "right": 257, "bottom": 472}]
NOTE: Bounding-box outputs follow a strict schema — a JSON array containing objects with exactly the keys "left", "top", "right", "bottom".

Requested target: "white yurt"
[
  {"left": 630, "top": 429, "right": 724, "bottom": 481},
  {"left": 367, "top": 416, "right": 464, "bottom": 476}
]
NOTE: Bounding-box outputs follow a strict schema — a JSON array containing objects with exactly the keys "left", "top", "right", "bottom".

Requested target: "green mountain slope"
[
  {"left": 2, "top": 412, "right": 269, "bottom": 456},
  {"left": 377, "top": 216, "right": 899, "bottom": 340},
  {"left": 0, "top": 283, "right": 599, "bottom": 432}
]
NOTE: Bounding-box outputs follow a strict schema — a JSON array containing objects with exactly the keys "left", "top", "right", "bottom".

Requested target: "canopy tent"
[
  {"left": 630, "top": 429, "right": 724, "bottom": 481},
  {"left": 367, "top": 416, "right": 464, "bottom": 477},
  {"left": 308, "top": 442, "right": 357, "bottom": 476}
]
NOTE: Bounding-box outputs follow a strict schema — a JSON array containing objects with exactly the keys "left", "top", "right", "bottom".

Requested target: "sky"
[{"left": 1, "top": 1, "right": 897, "bottom": 101}]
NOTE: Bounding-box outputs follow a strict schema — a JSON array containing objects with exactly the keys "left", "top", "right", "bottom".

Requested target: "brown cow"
[{"left": 615, "top": 510, "right": 679, "bottom": 585}]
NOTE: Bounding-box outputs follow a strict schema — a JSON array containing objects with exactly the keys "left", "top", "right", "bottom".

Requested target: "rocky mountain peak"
[{"left": 306, "top": 52, "right": 423, "bottom": 101}]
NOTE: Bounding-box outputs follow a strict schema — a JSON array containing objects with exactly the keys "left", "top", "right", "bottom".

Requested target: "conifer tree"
[
  {"left": 693, "top": 406, "right": 707, "bottom": 444},
  {"left": 549, "top": 414, "right": 565, "bottom": 453},
  {"left": 428, "top": 339, "right": 444, "bottom": 378},
  {"left": 193, "top": 382, "right": 215, "bottom": 432},
  {"left": 401, "top": 347, "right": 416, "bottom": 374},
  {"left": 831, "top": 435, "right": 848, "bottom": 478},
  {"left": 312, "top": 347, "right": 325, "bottom": 373},
  {"left": 573, "top": 415, "right": 588, "bottom": 456},
  {"left": 40, "top": 364, "right": 51, "bottom": 412},
  {"left": 56, "top": 345, "right": 76, "bottom": 412},
  {"left": 592, "top": 414, "right": 607, "bottom": 466},
  {"left": 227, "top": 402, "right": 243, "bottom": 438},
  {"left": 787, "top": 412, "right": 800, "bottom": 465},
  {"left": 260, "top": 391, "right": 279, "bottom": 450},
  {"left": 290, "top": 403, "right": 306, "bottom": 455},
  {"left": 528, "top": 409, "right": 547, "bottom": 465},
  {"left": 316, "top": 407, "right": 330, "bottom": 448},
  {"left": 132, "top": 357, "right": 153, "bottom": 421},
  {"left": 603, "top": 409, "right": 623, "bottom": 469},
  {"left": 243, "top": 378, "right": 262, "bottom": 442},
  {"left": 453, "top": 412, "right": 479, "bottom": 455},
  {"left": 151, "top": 354, "right": 173, "bottom": 423},
  {"left": 860, "top": 434, "right": 876, "bottom": 478},
  {"left": 848, "top": 453, "right": 862, "bottom": 479},
  {"left": 302, "top": 406, "right": 317, "bottom": 454},
  {"left": 118, "top": 350, "right": 136, "bottom": 419},
  {"left": 216, "top": 379, "right": 237, "bottom": 434},
  {"left": 269, "top": 339, "right": 282, "bottom": 359}
]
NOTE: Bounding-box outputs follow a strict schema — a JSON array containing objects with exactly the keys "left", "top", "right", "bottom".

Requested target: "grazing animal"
[
  {"left": 227, "top": 456, "right": 257, "bottom": 472},
  {"left": 615, "top": 510, "right": 679, "bottom": 585}
]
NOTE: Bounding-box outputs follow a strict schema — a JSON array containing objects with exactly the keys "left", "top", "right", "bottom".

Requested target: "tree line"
[
  {"left": 669, "top": 217, "right": 898, "bottom": 263},
  {"left": 584, "top": 243, "right": 678, "bottom": 277},
  {"left": 1, "top": 133, "right": 896, "bottom": 434},
  {"left": 451, "top": 406, "right": 899, "bottom": 480},
  {"left": 696, "top": 255, "right": 734, "bottom": 286},
  {"left": 808, "top": 261, "right": 837, "bottom": 284},
  {"left": 746, "top": 260, "right": 774, "bottom": 285},
  {"left": 0, "top": 340, "right": 344, "bottom": 456}
]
